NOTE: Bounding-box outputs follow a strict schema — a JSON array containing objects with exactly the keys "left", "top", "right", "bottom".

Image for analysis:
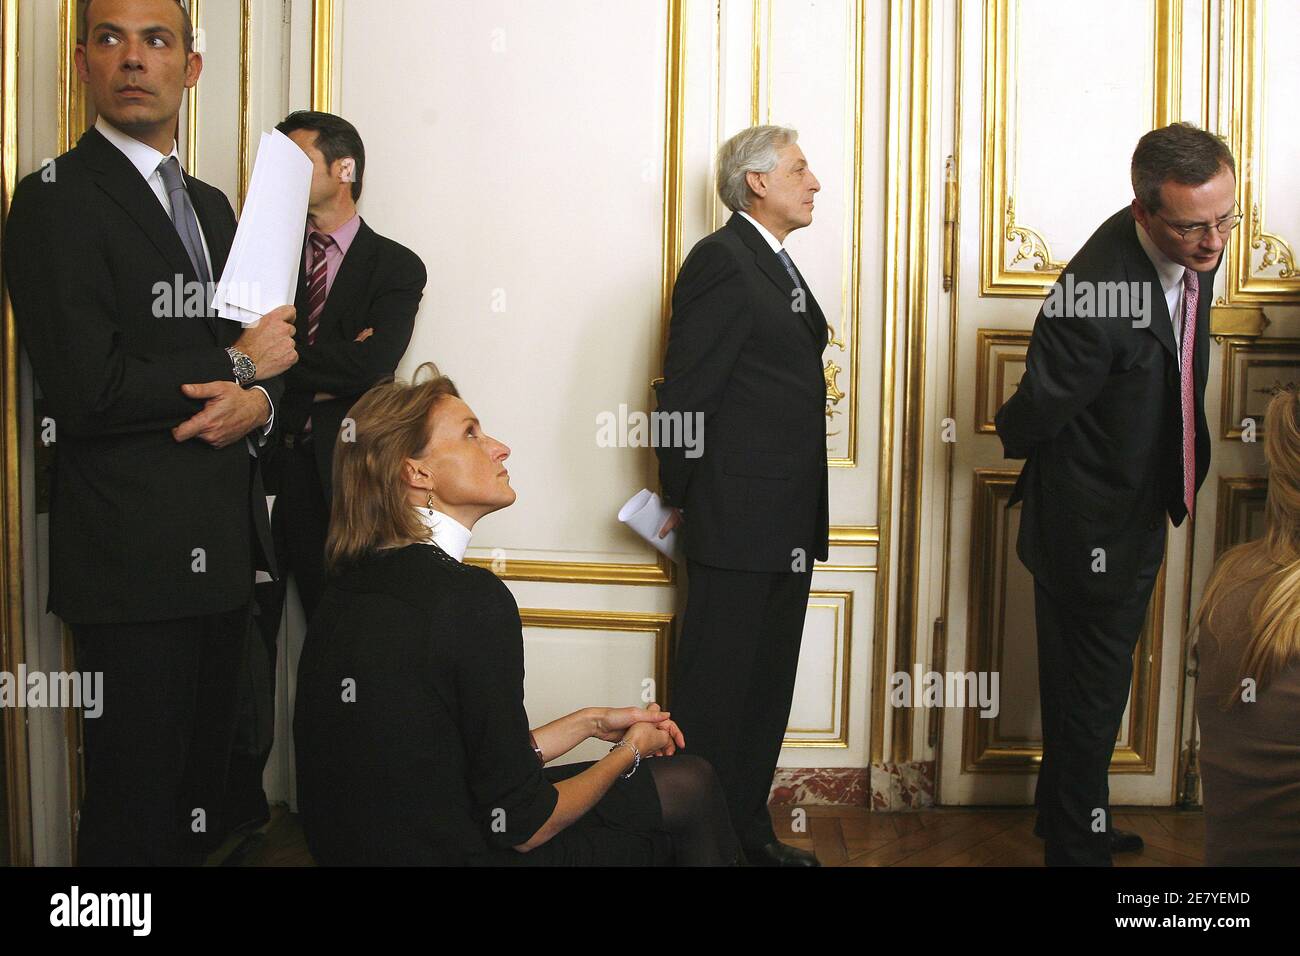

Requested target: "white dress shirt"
[
  {"left": 738, "top": 209, "right": 785, "bottom": 254},
  {"left": 414, "top": 506, "right": 473, "bottom": 562},
  {"left": 94, "top": 116, "right": 274, "bottom": 435},
  {"left": 1135, "top": 220, "right": 1189, "bottom": 370}
]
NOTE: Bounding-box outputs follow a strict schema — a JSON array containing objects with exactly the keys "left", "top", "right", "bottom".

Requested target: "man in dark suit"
[
  {"left": 995, "top": 123, "right": 1237, "bottom": 866},
  {"left": 654, "top": 125, "right": 828, "bottom": 867},
  {"left": 223, "top": 110, "right": 426, "bottom": 830},
  {"left": 2, "top": 0, "right": 298, "bottom": 865}
]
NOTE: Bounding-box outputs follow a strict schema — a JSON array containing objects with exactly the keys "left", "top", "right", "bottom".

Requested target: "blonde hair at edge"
[
  {"left": 1191, "top": 386, "right": 1300, "bottom": 709},
  {"left": 325, "top": 363, "right": 460, "bottom": 573}
]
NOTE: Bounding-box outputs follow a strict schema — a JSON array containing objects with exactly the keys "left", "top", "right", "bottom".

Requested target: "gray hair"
[{"left": 716, "top": 125, "right": 799, "bottom": 212}]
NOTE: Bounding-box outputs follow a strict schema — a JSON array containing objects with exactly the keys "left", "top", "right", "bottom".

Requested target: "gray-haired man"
[{"left": 654, "top": 125, "right": 829, "bottom": 866}]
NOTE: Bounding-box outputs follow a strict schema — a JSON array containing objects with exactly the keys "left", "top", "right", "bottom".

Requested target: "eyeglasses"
[{"left": 1153, "top": 204, "right": 1243, "bottom": 242}]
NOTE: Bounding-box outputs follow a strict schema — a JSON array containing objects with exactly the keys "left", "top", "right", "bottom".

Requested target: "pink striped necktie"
[
  {"left": 305, "top": 232, "right": 335, "bottom": 347},
  {"left": 1180, "top": 268, "right": 1198, "bottom": 517}
]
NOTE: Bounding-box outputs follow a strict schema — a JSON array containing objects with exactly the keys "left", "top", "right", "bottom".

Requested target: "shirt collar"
[
  {"left": 307, "top": 213, "right": 362, "bottom": 257},
  {"left": 95, "top": 115, "right": 181, "bottom": 183},
  {"left": 1135, "top": 220, "right": 1188, "bottom": 296},
  {"left": 413, "top": 506, "right": 473, "bottom": 562},
  {"left": 738, "top": 210, "right": 784, "bottom": 254}
]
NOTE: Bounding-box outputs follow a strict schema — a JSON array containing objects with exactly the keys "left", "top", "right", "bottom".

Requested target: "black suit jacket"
[
  {"left": 276, "top": 218, "right": 426, "bottom": 497},
  {"left": 3, "top": 127, "right": 280, "bottom": 624},
  {"left": 994, "top": 205, "right": 1215, "bottom": 605},
  {"left": 654, "top": 212, "right": 830, "bottom": 572}
]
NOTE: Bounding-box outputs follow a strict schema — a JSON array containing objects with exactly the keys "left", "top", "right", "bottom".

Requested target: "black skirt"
[{"left": 476, "top": 760, "right": 675, "bottom": 866}]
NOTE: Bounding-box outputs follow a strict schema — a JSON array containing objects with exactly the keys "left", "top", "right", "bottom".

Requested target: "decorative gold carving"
[
  {"left": 1250, "top": 202, "right": 1297, "bottom": 279},
  {"left": 824, "top": 359, "right": 844, "bottom": 431},
  {"left": 1004, "top": 197, "right": 1065, "bottom": 273}
]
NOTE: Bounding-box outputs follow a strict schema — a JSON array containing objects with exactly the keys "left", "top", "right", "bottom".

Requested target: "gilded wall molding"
[
  {"left": 889, "top": 0, "right": 934, "bottom": 764},
  {"left": 1225, "top": 0, "right": 1300, "bottom": 302},
  {"left": 963, "top": 471, "right": 1162, "bottom": 774},
  {"left": 871, "top": 0, "right": 907, "bottom": 765},
  {"left": 311, "top": 0, "right": 335, "bottom": 114},
  {"left": 58, "top": 0, "right": 87, "bottom": 153},
  {"left": 185, "top": 0, "right": 201, "bottom": 173},
  {"left": 236, "top": 0, "right": 252, "bottom": 209},
  {"left": 1, "top": 0, "right": 31, "bottom": 866},
  {"left": 973, "top": 329, "right": 1029, "bottom": 434},
  {"left": 519, "top": 608, "right": 675, "bottom": 706}
]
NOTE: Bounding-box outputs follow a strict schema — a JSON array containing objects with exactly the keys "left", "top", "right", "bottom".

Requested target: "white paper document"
[
  {"left": 213, "top": 130, "right": 313, "bottom": 325},
  {"left": 618, "top": 488, "right": 681, "bottom": 563}
]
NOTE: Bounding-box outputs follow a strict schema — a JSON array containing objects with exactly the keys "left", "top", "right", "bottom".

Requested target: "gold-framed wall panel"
[
  {"left": 1213, "top": 475, "right": 1268, "bottom": 558},
  {"left": 962, "top": 471, "right": 1162, "bottom": 773},
  {"left": 519, "top": 608, "right": 675, "bottom": 708},
  {"left": 318, "top": 0, "right": 680, "bottom": 586},
  {"left": 784, "top": 590, "right": 853, "bottom": 747},
  {"left": 1225, "top": 0, "right": 1299, "bottom": 303},
  {"left": 980, "top": 0, "right": 1182, "bottom": 298},
  {"left": 1218, "top": 336, "right": 1300, "bottom": 439},
  {"left": 972, "top": 328, "right": 1029, "bottom": 433}
]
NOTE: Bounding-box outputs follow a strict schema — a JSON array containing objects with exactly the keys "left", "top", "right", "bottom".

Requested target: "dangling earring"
[{"left": 426, "top": 489, "right": 436, "bottom": 511}]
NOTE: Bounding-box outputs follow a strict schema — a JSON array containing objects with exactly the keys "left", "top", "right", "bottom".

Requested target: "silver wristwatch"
[{"left": 226, "top": 346, "right": 256, "bottom": 387}]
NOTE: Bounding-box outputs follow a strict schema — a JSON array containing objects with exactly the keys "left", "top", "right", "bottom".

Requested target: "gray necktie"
[
  {"left": 157, "top": 156, "right": 211, "bottom": 286},
  {"left": 776, "top": 247, "right": 802, "bottom": 290}
]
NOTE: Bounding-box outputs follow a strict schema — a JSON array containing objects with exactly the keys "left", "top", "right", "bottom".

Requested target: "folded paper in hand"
[
  {"left": 618, "top": 489, "right": 680, "bottom": 563},
  {"left": 212, "top": 129, "right": 313, "bottom": 326}
]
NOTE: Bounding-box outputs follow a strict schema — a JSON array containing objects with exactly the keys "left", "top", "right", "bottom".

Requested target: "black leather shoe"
[
  {"left": 742, "top": 841, "right": 820, "bottom": 867},
  {"left": 1110, "top": 827, "right": 1143, "bottom": 854}
]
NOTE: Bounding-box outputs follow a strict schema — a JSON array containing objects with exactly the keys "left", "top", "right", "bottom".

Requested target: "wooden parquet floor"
[{"left": 210, "top": 803, "right": 1206, "bottom": 867}]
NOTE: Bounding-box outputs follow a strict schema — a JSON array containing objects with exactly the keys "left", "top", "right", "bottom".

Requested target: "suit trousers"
[
  {"left": 669, "top": 558, "right": 814, "bottom": 848},
  {"left": 72, "top": 605, "right": 250, "bottom": 866},
  {"left": 226, "top": 435, "right": 330, "bottom": 828},
  {"left": 1032, "top": 532, "right": 1162, "bottom": 866}
]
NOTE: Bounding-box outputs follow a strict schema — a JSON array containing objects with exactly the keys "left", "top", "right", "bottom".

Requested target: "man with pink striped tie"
[
  {"left": 223, "top": 110, "right": 426, "bottom": 836},
  {"left": 995, "top": 123, "right": 1237, "bottom": 866}
]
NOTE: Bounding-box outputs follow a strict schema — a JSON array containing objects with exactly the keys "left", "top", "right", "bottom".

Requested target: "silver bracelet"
[{"left": 610, "top": 739, "right": 641, "bottom": 779}]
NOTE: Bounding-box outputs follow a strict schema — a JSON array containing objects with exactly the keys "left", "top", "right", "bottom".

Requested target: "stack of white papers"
[
  {"left": 618, "top": 488, "right": 681, "bottom": 562},
  {"left": 213, "top": 129, "right": 313, "bottom": 325}
]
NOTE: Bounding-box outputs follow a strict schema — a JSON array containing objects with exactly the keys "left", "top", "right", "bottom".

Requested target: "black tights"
[{"left": 646, "top": 754, "right": 741, "bottom": 866}]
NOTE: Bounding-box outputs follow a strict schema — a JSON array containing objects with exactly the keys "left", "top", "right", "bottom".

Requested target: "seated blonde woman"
[
  {"left": 293, "top": 364, "right": 739, "bottom": 865},
  {"left": 1191, "top": 386, "right": 1300, "bottom": 866}
]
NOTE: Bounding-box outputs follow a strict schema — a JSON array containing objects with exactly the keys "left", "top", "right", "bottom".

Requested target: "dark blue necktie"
[{"left": 776, "top": 247, "right": 802, "bottom": 290}]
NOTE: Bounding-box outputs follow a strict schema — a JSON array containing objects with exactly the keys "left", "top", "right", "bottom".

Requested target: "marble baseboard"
[{"left": 767, "top": 761, "right": 935, "bottom": 810}]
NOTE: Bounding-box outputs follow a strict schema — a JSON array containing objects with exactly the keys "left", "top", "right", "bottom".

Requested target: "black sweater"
[{"left": 293, "top": 543, "right": 559, "bottom": 865}]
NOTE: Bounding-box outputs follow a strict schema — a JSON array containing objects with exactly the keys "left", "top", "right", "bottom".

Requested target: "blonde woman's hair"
[
  {"left": 325, "top": 363, "right": 460, "bottom": 573},
  {"left": 1191, "top": 386, "right": 1300, "bottom": 708}
]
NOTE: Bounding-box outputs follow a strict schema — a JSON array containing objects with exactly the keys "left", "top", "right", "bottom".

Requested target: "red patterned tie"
[
  {"left": 1180, "top": 268, "right": 1198, "bottom": 517},
  {"left": 305, "top": 232, "right": 334, "bottom": 347}
]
